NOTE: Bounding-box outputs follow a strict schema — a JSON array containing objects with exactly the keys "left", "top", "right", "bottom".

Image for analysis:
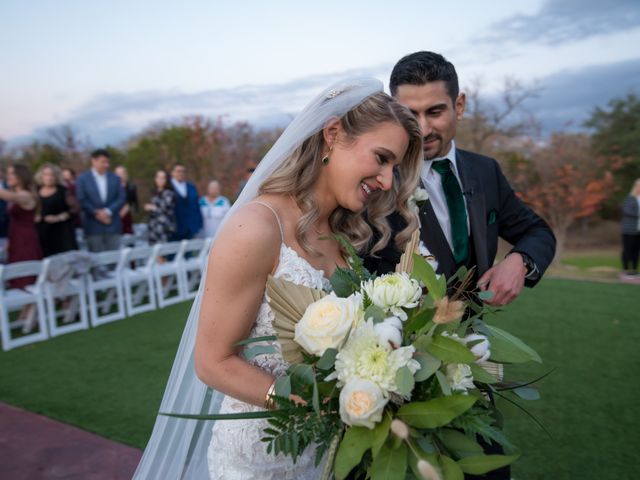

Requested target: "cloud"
[
  {"left": 17, "top": 64, "right": 389, "bottom": 146},
  {"left": 523, "top": 57, "right": 640, "bottom": 132},
  {"left": 476, "top": 0, "right": 640, "bottom": 46}
]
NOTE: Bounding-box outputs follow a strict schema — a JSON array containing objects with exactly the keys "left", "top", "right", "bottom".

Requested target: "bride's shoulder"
[{"left": 213, "top": 200, "right": 283, "bottom": 253}]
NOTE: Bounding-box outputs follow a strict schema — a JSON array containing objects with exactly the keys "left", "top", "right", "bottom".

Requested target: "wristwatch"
[{"left": 517, "top": 252, "right": 539, "bottom": 280}]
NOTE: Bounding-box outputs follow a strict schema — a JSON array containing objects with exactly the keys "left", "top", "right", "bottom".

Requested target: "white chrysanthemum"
[
  {"left": 445, "top": 363, "right": 475, "bottom": 394},
  {"left": 361, "top": 272, "right": 422, "bottom": 321},
  {"left": 328, "top": 320, "right": 420, "bottom": 396}
]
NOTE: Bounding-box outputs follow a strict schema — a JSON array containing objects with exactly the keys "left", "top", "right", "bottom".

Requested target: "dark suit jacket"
[
  {"left": 366, "top": 149, "right": 556, "bottom": 285},
  {"left": 173, "top": 182, "right": 203, "bottom": 240},
  {"left": 76, "top": 170, "right": 126, "bottom": 236}
]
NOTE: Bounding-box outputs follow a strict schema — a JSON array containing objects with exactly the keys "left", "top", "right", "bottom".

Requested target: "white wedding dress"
[{"left": 207, "top": 204, "right": 331, "bottom": 480}]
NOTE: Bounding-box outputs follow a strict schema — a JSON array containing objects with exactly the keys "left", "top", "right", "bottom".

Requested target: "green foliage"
[
  {"left": 370, "top": 440, "right": 407, "bottom": 480},
  {"left": 457, "top": 454, "right": 520, "bottom": 475},
  {"left": 334, "top": 427, "right": 373, "bottom": 479},
  {"left": 483, "top": 325, "right": 542, "bottom": 364},
  {"left": 585, "top": 93, "right": 640, "bottom": 215},
  {"left": 398, "top": 395, "right": 476, "bottom": 429},
  {"left": 411, "top": 253, "right": 445, "bottom": 299},
  {"left": 425, "top": 335, "right": 476, "bottom": 364}
]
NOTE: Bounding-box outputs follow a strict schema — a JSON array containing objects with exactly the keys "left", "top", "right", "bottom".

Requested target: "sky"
[{"left": 1, "top": 0, "right": 639, "bottom": 146}]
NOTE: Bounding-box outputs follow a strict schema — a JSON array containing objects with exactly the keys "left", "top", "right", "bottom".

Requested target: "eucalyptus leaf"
[
  {"left": 290, "top": 363, "right": 315, "bottom": 385},
  {"left": 312, "top": 380, "right": 320, "bottom": 415},
  {"left": 395, "top": 366, "right": 415, "bottom": 396},
  {"left": 370, "top": 441, "right": 408, "bottom": 480},
  {"left": 414, "top": 352, "right": 441, "bottom": 382},
  {"left": 334, "top": 427, "right": 373, "bottom": 480},
  {"left": 317, "top": 348, "right": 338, "bottom": 370},
  {"left": 513, "top": 386, "right": 541, "bottom": 401},
  {"left": 457, "top": 454, "right": 520, "bottom": 475},
  {"left": 486, "top": 325, "right": 542, "bottom": 364},
  {"left": 426, "top": 335, "right": 476, "bottom": 364},
  {"left": 243, "top": 345, "right": 276, "bottom": 360},
  {"left": 274, "top": 375, "right": 291, "bottom": 398},
  {"left": 365, "top": 304, "right": 387, "bottom": 323},
  {"left": 477, "top": 290, "right": 494, "bottom": 301},
  {"left": 234, "top": 335, "right": 277, "bottom": 347},
  {"left": 404, "top": 308, "right": 434, "bottom": 335},
  {"left": 397, "top": 395, "right": 476, "bottom": 429},
  {"left": 411, "top": 253, "right": 445, "bottom": 299}
]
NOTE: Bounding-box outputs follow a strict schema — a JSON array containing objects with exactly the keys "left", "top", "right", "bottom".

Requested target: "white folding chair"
[
  {"left": 179, "top": 238, "right": 210, "bottom": 300},
  {"left": 0, "top": 259, "right": 50, "bottom": 351},
  {"left": 152, "top": 241, "right": 186, "bottom": 308},
  {"left": 122, "top": 245, "right": 157, "bottom": 316},
  {"left": 86, "top": 250, "right": 126, "bottom": 326},
  {"left": 42, "top": 253, "right": 90, "bottom": 338}
]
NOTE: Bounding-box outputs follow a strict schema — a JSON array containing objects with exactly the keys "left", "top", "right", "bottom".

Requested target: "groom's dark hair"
[{"left": 389, "top": 51, "right": 459, "bottom": 102}]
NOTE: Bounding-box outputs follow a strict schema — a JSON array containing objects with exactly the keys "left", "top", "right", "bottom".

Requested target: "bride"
[{"left": 134, "top": 78, "right": 422, "bottom": 479}]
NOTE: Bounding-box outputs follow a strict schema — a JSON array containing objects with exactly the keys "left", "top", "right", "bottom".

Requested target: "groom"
[
  {"left": 369, "top": 51, "right": 555, "bottom": 305},
  {"left": 366, "top": 51, "right": 556, "bottom": 479}
]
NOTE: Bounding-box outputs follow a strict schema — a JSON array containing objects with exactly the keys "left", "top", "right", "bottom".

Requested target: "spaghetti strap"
[{"left": 249, "top": 201, "right": 285, "bottom": 243}]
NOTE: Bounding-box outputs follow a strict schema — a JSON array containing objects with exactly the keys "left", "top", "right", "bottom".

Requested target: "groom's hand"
[{"left": 477, "top": 253, "right": 527, "bottom": 306}]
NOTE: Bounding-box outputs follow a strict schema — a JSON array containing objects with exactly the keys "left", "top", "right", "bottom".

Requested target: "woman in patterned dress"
[{"left": 144, "top": 170, "right": 176, "bottom": 245}]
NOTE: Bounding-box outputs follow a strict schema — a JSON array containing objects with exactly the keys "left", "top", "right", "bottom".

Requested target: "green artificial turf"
[{"left": 0, "top": 279, "right": 638, "bottom": 478}]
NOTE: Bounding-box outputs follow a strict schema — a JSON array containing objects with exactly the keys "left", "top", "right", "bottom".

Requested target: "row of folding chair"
[{"left": 0, "top": 238, "right": 211, "bottom": 351}]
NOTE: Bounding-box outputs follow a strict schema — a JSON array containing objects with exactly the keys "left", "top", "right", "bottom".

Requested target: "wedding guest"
[
  {"left": 144, "top": 169, "right": 176, "bottom": 245},
  {"left": 170, "top": 163, "right": 202, "bottom": 241},
  {"left": 0, "top": 164, "right": 42, "bottom": 284},
  {"left": 199, "top": 180, "right": 230, "bottom": 238},
  {"left": 35, "top": 163, "right": 79, "bottom": 257},
  {"left": 0, "top": 168, "right": 9, "bottom": 263},
  {"left": 115, "top": 165, "right": 139, "bottom": 235},
  {"left": 62, "top": 167, "right": 81, "bottom": 227},
  {"left": 621, "top": 178, "right": 640, "bottom": 277},
  {"left": 76, "top": 149, "right": 126, "bottom": 252}
]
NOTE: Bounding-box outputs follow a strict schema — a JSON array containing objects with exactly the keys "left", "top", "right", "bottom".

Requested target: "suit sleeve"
[
  {"left": 107, "top": 178, "right": 126, "bottom": 215},
  {"left": 492, "top": 161, "right": 556, "bottom": 286},
  {"left": 76, "top": 175, "right": 99, "bottom": 218}
]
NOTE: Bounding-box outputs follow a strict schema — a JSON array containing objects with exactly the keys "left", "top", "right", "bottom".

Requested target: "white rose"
[
  {"left": 361, "top": 273, "right": 422, "bottom": 321},
  {"left": 464, "top": 333, "right": 491, "bottom": 363},
  {"left": 294, "top": 293, "right": 363, "bottom": 356},
  {"left": 339, "top": 378, "right": 388, "bottom": 429},
  {"left": 374, "top": 316, "right": 403, "bottom": 349},
  {"left": 414, "top": 187, "right": 429, "bottom": 202},
  {"left": 445, "top": 363, "right": 475, "bottom": 394}
]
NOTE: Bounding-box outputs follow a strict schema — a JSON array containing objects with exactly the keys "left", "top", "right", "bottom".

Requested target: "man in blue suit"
[
  {"left": 76, "top": 149, "right": 126, "bottom": 252},
  {"left": 170, "top": 163, "right": 203, "bottom": 241}
]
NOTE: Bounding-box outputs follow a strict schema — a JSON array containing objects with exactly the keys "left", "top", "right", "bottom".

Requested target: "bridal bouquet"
[{"left": 249, "top": 234, "right": 544, "bottom": 480}]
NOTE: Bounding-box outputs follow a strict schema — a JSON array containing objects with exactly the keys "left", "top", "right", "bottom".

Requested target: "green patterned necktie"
[{"left": 431, "top": 159, "right": 469, "bottom": 264}]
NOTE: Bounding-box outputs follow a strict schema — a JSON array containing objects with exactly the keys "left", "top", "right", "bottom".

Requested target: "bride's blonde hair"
[{"left": 259, "top": 92, "right": 422, "bottom": 256}]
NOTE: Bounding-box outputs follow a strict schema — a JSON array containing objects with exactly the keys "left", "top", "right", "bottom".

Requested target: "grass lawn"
[
  {"left": 1, "top": 279, "right": 638, "bottom": 479},
  {"left": 562, "top": 251, "right": 621, "bottom": 271}
]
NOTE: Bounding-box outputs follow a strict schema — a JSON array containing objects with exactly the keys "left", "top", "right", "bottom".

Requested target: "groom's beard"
[{"left": 423, "top": 133, "right": 444, "bottom": 160}]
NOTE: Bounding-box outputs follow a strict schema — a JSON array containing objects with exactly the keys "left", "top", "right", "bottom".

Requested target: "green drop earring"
[{"left": 321, "top": 145, "right": 333, "bottom": 165}]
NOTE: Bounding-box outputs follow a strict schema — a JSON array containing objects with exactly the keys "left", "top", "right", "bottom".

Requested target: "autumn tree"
[
  {"left": 584, "top": 93, "right": 640, "bottom": 216},
  {"left": 457, "top": 76, "right": 541, "bottom": 156},
  {"left": 507, "top": 133, "right": 625, "bottom": 259}
]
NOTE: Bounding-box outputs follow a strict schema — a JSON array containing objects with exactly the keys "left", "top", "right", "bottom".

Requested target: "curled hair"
[
  {"left": 259, "top": 92, "right": 422, "bottom": 256},
  {"left": 34, "top": 163, "right": 65, "bottom": 187}
]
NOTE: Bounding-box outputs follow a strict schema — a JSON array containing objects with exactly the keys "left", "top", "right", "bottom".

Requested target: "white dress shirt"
[
  {"left": 420, "top": 140, "right": 470, "bottom": 251},
  {"left": 92, "top": 169, "right": 108, "bottom": 203},
  {"left": 172, "top": 178, "right": 188, "bottom": 198}
]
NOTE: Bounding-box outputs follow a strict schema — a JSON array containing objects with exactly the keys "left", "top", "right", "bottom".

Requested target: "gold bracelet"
[{"left": 264, "top": 381, "right": 277, "bottom": 411}]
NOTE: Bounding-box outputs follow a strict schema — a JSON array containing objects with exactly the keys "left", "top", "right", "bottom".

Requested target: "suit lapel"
[
  {"left": 418, "top": 197, "right": 456, "bottom": 277},
  {"left": 456, "top": 150, "right": 489, "bottom": 275},
  {"left": 87, "top": 172, "right": 103, "bottom": 206}
]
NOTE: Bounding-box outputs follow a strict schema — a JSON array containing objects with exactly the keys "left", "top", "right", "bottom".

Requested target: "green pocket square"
[{"left": 487, "top": 210, "right": 497, "bottom": 225}]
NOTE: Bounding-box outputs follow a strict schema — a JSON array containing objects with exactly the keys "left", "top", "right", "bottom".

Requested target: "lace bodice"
[{"left": 207, "top": 243, "right": 331, "bottom": 480}]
